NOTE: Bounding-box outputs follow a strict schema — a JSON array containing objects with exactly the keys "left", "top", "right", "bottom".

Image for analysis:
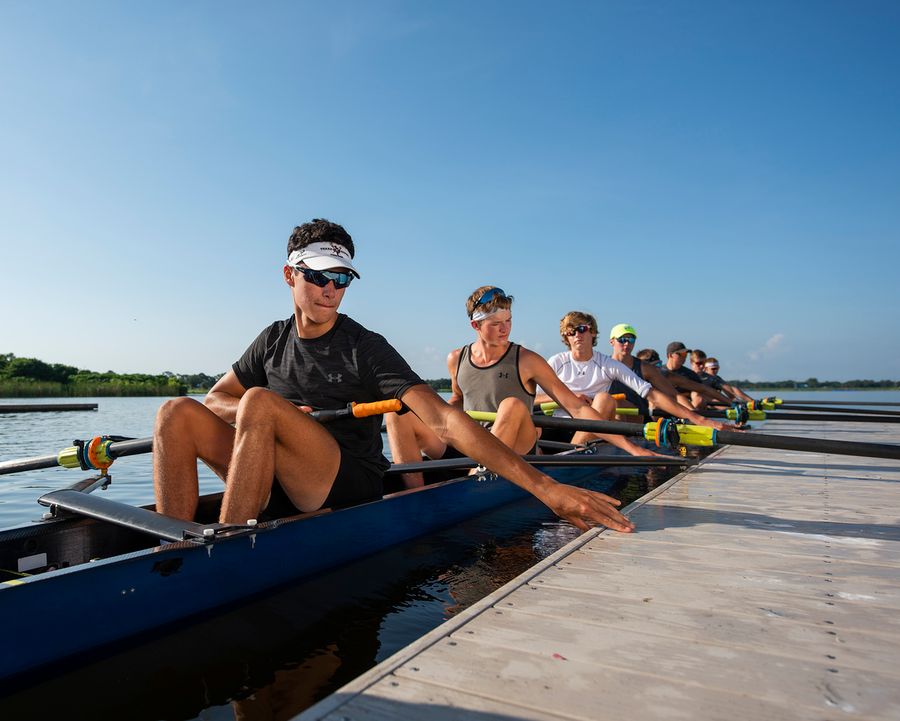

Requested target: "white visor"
[{"left": 287, "top": 242, "right": 360, "bottom": 278}]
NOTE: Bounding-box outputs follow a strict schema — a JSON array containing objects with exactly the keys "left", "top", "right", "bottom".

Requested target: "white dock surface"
[{"left": 298, "top": 421, "right": 900, "bottom": 720}]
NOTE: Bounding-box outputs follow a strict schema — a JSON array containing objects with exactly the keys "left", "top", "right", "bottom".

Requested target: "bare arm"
[
  {"left": 400, "top": 384, "right": 634, "bottom": 532},
  {"left": 203, "top": 370, "right": 248, "bottom": 424},
  {"left": 667, "top": 373, "right": 732, "bottom": 405},
  {"left": 645, "top": 388, "right": 736, "bottom": 431},
  {"left": 641, "top": 362, "right": 679, "bottom": 398},
  {"left": 520, "top": 350, "right": 658, "bottom": 457},
  {"left": 445, "top": 348, "right": 464, "bottom": 408}
]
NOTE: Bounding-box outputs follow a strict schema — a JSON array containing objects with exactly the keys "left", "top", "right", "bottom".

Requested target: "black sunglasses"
[
  {"left": 566, "top": 324, "right": 592, "bottom": 336},
  {"left": 296, "top": 267, "right": 354, "bottom": 289},
  {"left": 615, "top": 336, "right": 636, "bottom": 344}
]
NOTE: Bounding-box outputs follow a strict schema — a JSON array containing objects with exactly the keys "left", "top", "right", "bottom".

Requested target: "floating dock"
[
  {"left": 0, "top": 403, "right": 98, "bottom": 413},
  {"left": 298, "top": 419, "right": 900, "bottom": 720}
]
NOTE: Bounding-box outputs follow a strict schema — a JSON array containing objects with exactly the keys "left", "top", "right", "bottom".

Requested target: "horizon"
[{"left": 1, "top": 3, "right": 898, "bottom": 382}]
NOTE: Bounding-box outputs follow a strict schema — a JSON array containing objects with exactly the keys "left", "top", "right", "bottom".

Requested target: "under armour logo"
[
  {"left": 498, "top": 371, "right": 509, "bottom": 379},
  {"left": 326, "top": 373, "right": 343, "bottom": 383}
]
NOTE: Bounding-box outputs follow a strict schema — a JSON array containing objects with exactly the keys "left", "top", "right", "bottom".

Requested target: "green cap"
[{"left": 609, "top": 323, "right": 637, "bottom": 340}]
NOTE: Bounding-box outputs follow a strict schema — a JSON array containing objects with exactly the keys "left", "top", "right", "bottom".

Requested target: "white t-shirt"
[{"left": 543, "top": 350, "right": 652, "bottom": 417}]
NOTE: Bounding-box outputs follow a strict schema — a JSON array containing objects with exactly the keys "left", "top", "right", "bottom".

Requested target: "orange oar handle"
[{"left": 351, "top": 399, "right": 403, "bottom": 418}]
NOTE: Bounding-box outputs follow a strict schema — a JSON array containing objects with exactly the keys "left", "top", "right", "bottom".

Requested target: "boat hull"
[{"left": 0, "top": 461, "right": 610, "bottom": 682}]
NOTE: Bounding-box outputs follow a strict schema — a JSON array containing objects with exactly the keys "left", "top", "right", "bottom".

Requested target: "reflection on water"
[
  {"left": 0, "top": 391, "right": 895, "bottom": 719},
  {"left": 0, "top": 466, "right": 670, "bottom": 721}
]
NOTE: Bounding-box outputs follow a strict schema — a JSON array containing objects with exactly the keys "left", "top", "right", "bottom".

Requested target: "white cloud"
[{"left": 748, "top": 333, "right": 785, "bottom": 362}]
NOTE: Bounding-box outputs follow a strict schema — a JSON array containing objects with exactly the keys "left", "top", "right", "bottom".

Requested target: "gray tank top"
[{"left": 457, "top": 342, "right": 535, "bottom": 418}]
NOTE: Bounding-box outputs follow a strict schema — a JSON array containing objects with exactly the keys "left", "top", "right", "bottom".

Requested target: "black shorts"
[{"left": 262, "top": 451, "right": 383, "bottom": 519}]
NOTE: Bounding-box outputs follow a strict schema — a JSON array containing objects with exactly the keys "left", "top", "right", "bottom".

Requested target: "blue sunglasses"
[
  {"left": 474, "top": 287, "right": 511, "bottom": 308},
  {"left": 296, "top": 267, "right": 354, "bottom": 289}
]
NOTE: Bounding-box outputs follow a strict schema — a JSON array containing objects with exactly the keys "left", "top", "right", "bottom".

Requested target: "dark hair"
[
  {"left": 287, "top": 219, "right": 355, "bottom": 258},
  {"left": 636, "top": 348, "right": 660, "bottom": 363}
]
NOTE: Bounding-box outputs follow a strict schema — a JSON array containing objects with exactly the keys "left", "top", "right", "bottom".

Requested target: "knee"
[
  {"left": 155, "top": 397, "right": 203, "bottom": 432},
  {"left": 235, "top": 387, "right": 281, "bottom": 425},
  {"left": 497, "top": 396, "right": 530, "bottom": 420},
  {"left": 592, "top": 393, "right": 616, "bottom": 418}
]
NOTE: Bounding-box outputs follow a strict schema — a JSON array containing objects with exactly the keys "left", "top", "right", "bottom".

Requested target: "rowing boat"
[{"left": 0, "top": 445, "right": 688, "bottom": 683}]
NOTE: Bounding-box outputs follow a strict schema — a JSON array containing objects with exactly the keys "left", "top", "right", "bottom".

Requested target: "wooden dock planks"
[{"left": 297, "top": 421, "right": 900, "bottom": 720}]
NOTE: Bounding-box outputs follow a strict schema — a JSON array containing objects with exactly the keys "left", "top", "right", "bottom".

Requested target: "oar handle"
[
  {"left": 311, "top": 399, "right": 403, "bottom": 422},
  {"left": 352, "top": 399, "right": 403, "bottom": 417}
]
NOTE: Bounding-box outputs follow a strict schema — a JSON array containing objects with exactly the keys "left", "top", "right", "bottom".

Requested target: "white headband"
[{"left": 471, "top": 308, "right": 504, "bottom": 322}]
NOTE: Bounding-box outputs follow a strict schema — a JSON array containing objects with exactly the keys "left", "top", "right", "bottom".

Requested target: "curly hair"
[
  {"left": 286, "top": 219, "right": 355, "bottom": 258},
  {"left": 559, "top": 311, "right": 598, "bottom": 347}
]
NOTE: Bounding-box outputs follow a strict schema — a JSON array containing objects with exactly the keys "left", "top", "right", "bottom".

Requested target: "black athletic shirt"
[
  {"left": 661, "top": 366, "right": 705, "bottom": 385},
  {"left": 698, "top": 371, "right": 726, "bottom": 390},
  {"left": 232, "top": 314, "right": 423, "bottom": 475}
]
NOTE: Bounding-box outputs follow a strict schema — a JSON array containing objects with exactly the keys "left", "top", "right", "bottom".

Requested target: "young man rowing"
[
  {"left": 386, "top": 288, "right": 659, "bottom": 489},
  {"left": 537, "top": 313, "right": 733, "bottom": 441},
  {"left": 661, "top": 342, "right": 733, "bottom": 409},
  {"left": 153, "top": 223, "right": 634, "bottom": 533}
]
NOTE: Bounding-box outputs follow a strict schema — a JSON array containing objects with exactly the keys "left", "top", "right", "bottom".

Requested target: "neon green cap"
[{"left": 609, "top": 323, "right": 637, "bottom": 340}]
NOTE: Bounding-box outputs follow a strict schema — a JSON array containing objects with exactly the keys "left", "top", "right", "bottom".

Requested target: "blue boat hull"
[{"left": 0, "top": 462, "right": 611, "bottom": 682}]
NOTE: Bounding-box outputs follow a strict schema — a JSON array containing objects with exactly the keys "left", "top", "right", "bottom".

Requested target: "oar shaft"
[
  {"left": 716, "top": 429, "right": 900, "bottom": 460},
  {"left": 388, "top": 454, "right": 696, "bottom": 474},
  {"left": 703, "top": 409, "right": 900, "bottom": 424},
  {"left": 775, "top": 399, "right": 900, "bottom": 407},
  {"left": 776, "top": 404, "right": 900, "bottom": 417}
]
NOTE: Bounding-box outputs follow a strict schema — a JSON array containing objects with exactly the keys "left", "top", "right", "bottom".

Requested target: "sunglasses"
[
  {"left": 706, "top": 366, "right": 720, "bottom": 372},
  {"left": 295, "top": 267, "right": 354, "bottom": 289},
  {"left": 615, "top": 336, "right": 636, "bottom": 344},
  {"left": 566, "top": 324, "right": 592, "bottom": 336},
  {"left": 474, "top": 287, "right": 511, "bottom": 308}
]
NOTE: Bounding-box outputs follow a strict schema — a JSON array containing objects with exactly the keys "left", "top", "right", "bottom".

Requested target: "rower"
[
  {"left": 535, "top": 314, "right": 732, "bottom": 443},
  {"left": 386, "top": 288, "right": 661, "bottom": 491},
  {"left": 704, "top": 357, "right": 755, "bottom": 403},
  {"left": 154, "top": 225, "right": 635, "bottom": 534},
  {"left": 660, "top": 342, "right": 733, "bottom": 409},
  {"left": 692, "top": 349, "right": 754, "bottom": 403}
]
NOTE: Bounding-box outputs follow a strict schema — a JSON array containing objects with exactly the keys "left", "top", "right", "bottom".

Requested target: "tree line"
[
  {"left": 0, "top": 355, "right": 894, "bottom": 397},
  {"left": 0, "top": 353, "right": 223, "bottom": 397}
]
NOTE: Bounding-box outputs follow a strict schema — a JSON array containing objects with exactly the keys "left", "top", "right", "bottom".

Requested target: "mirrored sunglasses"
[
  {"left": 615, "top": 336, "right": 636, "bottom": 344},
  {"left": 296, "top": 267, "right": 354, "bottom": 289},
  {"left": 474, "top": 287, "right": 511, "bottom": 308},
  {"left": 566, "top": 324, "right": 592, "bottom": 336}
]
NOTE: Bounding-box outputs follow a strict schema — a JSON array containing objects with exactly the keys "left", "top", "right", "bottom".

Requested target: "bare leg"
[
  {"left": 691, "top": 392, "right": 707, "bottom": 409},
  {"left": 220, "top": 388, "right": 342, "bottom": 524},
  {"left": 490, "top": 397, "right": 537, "bottom": 454},
  {"left": 386, "top": 410, "right": 447, "bottom": 488},
  {"left": 153, "top": 397, "right": 235, "bottom": 521},
  {"left": 571, "top": 392, "right": 616, "bottom": 446}
]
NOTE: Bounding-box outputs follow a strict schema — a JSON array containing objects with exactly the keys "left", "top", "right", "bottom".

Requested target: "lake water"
[{"left": 0, "top": 390, "right": 896, "bottom": 719}]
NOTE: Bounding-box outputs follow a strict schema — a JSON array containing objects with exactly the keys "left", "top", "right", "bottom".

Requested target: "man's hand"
[{"left": 539, "top": 484, "right": 635, "bottom": 533}]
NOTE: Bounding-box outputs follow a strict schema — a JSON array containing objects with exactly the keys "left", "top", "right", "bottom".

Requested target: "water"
[
  {"left": 0, "top": 396, "right": 223, "bottom": 530},
  {"left": 0, "top": 390, "right": 895, "bottom": 719}
]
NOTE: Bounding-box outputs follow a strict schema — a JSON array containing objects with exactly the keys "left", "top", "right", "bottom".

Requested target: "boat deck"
[{"left": 297, "top": 419, "right": 900, "bottom": 720}]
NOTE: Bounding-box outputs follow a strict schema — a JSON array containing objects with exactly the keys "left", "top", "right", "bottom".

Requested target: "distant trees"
[
  {"left": 727, "top": 378, "right": 899, "bottom": 390},
  {"left": 0, "top": 353, "right": 224, "bottom": 397}
]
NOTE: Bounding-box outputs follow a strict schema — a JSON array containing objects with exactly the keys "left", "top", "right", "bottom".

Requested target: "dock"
[
  {"left": 298, "top": 419, "right": 900, "bottom": 720},
  {"left": 0, "top": 403, "right": 98, "bottom": 413}
]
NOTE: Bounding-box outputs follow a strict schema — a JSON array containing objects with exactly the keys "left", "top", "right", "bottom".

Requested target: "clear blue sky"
[{"left": 1, "top": 1, "right": 898, "bottom": 382}]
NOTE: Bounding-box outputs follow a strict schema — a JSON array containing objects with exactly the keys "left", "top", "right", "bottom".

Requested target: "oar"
[
  {"left": 0, "top": 399, "right": 403, "bottom": 476},
  {"left": 759, "top": 399, "right": 900, "bottom": 408},
  {"left": 387, "top": 454, "right": 697, "bottom": 474},
  {"left": 700, "top": 408, "right": 900, "bottom": 424},
  {"left": 765, "top": 404, "right": 900, "bottom": 417},
  {"left": 467, "top": 412, "right": 900, "bottom": 461}
]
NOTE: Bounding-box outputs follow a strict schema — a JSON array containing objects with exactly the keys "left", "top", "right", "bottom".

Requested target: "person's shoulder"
[
  {"left": 545, "top": 349, "right": 567, "bottom": 365},
  {"left": 253, "top": 317, "right": 293, "bottom": 344}
]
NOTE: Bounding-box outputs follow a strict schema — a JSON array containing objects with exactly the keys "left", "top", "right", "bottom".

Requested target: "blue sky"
[{"left": 1, "top": 1, "right": 898, "bottom": 382}]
